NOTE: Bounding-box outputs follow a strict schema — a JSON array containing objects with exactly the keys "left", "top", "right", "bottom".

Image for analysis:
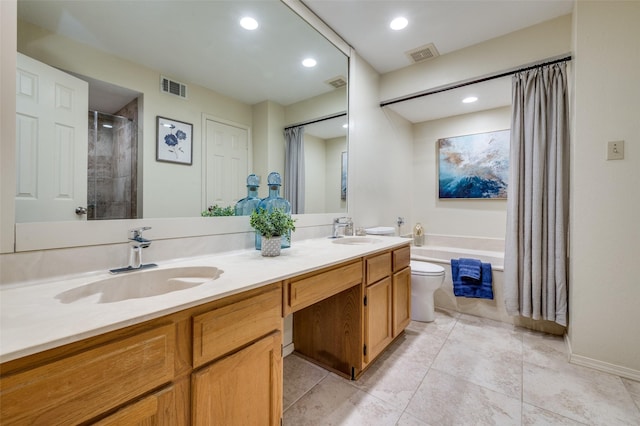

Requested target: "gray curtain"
[
  {"left": 284, "top": 126, "right": 305, "bottom": 214},
  {"left": 504, "top": 62, "right": 569, "bottom": 326}
]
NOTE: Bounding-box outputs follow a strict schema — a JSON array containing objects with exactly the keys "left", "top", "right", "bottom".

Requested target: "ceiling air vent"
[
  {"left": 325, "top": 76, "right": 347, "bottom": 89},
  {"left": 406, "top": 43, "right": 439, "bottom": 64},
  {"left": 160, "top": 75, "right": 188, "bottom": 99}
]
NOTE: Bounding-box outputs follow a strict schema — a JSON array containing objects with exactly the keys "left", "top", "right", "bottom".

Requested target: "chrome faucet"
[
  {"left": 332, "top": 217, "right": 353, "bottom": 238},
  {"left": 109, "top": 227, "right": 157, "bottom": 273}
]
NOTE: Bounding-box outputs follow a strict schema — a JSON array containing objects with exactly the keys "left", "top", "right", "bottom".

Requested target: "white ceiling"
[{"left": 304, "top": 0, "right": 574, "bottom": 122}]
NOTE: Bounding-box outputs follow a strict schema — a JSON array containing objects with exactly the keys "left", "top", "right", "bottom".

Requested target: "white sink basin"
[
  {"left": 331, "top": 237, "right": 382, "bottom": 245},
  {"left": 56, "top": 266, "right": 223, "bottom": 304}
]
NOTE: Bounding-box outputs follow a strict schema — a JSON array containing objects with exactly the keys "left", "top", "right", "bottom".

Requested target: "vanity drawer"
[
  {"left": 0, "top": 324, "right": 175, "bottom": 425},
  {"left": 192, "top": 285, "right": 282, "bottom": 368},
  {"left": 286, "top": 260, "right": 362, "bottom": 314},
  {"left": 366, "top": 252, "right": 392, "bottom": 285},
  {"left": 393, "top": 245, "right": 411, "bottom": 272}
]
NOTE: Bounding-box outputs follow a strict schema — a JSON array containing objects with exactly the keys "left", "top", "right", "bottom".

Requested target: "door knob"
[{"left": 75, "top": 206, "right": 88, "bottom": 215}]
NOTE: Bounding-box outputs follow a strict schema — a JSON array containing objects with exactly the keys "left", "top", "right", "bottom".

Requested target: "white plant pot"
[{"left": 261, "top": 236, "right": 281, "bottom": 257}]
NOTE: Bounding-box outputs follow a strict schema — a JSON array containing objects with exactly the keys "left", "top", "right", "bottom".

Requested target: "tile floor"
[{"left": 283, "top": 310, "right": 640, "bottom": 425}]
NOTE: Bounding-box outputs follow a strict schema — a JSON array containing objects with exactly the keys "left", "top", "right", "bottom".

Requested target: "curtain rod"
[
  {"left": 284, "top": 112, "right": 347, "bottom": 131},
  {"left": 379, "top": 54, "right": 572, "bottom": 108}
]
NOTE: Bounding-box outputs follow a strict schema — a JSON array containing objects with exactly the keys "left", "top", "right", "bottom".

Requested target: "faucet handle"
[
  {"left": 334, "top": 216, "right": 350, "bottom": 224},
  {"left": 129, "top": 226, "right": 152, "bottom": 240}
]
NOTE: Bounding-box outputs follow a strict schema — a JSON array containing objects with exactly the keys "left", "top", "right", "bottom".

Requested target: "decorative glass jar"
[
  {"left": 234, "top": 174, "right": 261, "bottom": 216},
  {"left": 255, "top": 172, "right": 292, "bottom": 250}
]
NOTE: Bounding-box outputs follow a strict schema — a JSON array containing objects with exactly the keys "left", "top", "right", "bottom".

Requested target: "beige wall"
[
  {"left": 284, "top": 88, "right": 347, "bottom": 125},
  {"left": 413, "top": 107, "right": 510, "bottom": 238},
  {"left": 252, "top": 101, "right": 286, "bottom": 199},
  {"left": 569, "top": 1, "right": 640, "bottom": 375},
  {"left": 348, "top": 53, "right": 414, "bottom": 232}
]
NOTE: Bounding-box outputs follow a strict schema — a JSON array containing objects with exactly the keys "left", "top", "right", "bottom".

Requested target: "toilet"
[{"left": 410, "top": 260, "right": 445, "bottom": 322}]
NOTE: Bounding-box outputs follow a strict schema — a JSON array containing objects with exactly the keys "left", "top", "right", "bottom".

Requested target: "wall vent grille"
[
  {"left": 406, "top": 43, "right": 439, "bottom": 64},
  {"left": 160, "top": 75, "right": 188, "bottom": 99},
  {"left": 325, "top": 76, "right": 347, "bottom": 89}
]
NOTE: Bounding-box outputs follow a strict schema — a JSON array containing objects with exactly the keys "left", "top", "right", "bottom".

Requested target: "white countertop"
[{"left": 0, "top": 236, "right": 409, "bottom": 363}]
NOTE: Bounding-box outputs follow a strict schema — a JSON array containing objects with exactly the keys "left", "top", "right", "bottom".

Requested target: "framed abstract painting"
[{"left": 437, "top": 130, "right": 510, "bottom": 199}]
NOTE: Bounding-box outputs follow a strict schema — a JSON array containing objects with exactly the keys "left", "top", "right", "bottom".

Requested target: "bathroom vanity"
[{"left": 0, "top": 238, "right": 410, "bottom": 424}]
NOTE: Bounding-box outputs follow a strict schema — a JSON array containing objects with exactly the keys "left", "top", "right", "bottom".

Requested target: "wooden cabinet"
[
  {"left": 291, "top": 243, "right": 411, "bottom": 379},
  {"left": 392, "top": 245, "right": 411, "bottom": 337},
  {"left": 93, "top": 383, "right": 183, "bottom": 426},
  {"left": 192, "top": 332, "right": 282, "bottom": 426},
  {"left": 0, "top": 242, "right": 411, "bottom": 424},
  {"left": 363, "top": 245, "right": 411, "bottom": 367},
  {"left": 364, "top": 277, "right": 393, "bottom": 363},
  {"left": 290, "top": 261, "right": 363, "bottom": 378},
  {"left": 191, "top": 285, "right": 283, "bottom": 425},
  {"left": 284, "top": 260, "right": 362, "bottom": 315},
  {"left": 392, "top": 267, "right": 411, "bottom": 336},
  {"left": 0, "top": 282, "right": 283, "bottom": 425},
  {"left": 192, "top": 285, "right": 282, "bottom": 368},
  {"left": 0, "top": 324, "right": 176, "bottom": 425}
]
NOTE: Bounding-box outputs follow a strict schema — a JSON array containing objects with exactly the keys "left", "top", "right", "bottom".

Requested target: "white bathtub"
[
  {"left": 410, "top": 245, "right": 504, "bottom": 271},
  {"left": 409, "top": 242, "right": 564, "bottom": 334}
]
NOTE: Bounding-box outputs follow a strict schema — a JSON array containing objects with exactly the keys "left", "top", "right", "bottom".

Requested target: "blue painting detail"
[{"left": 438, "top": 130, "right": 510, "bottom": 199}]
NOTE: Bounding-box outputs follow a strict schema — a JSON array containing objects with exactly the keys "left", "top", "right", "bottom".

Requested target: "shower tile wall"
[
  {"left": 87, "top": 99, "right": 138, "bottom": 220},
  {"left": 116, "top": 99, "right": 138, "bottom": 217}
]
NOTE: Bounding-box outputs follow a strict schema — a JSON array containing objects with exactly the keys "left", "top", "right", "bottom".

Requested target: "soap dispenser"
[{"left": 413, "top": 223, "right": 425, "bottom": 246}]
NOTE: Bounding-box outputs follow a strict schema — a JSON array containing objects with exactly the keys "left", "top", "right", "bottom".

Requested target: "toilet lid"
[{"left": 410, "top": 260, "right": 445, "bottom": 276}]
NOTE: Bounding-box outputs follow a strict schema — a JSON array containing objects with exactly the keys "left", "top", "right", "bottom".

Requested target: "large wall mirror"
[{"left": 14, "top": 0, "right": 348, "bottom": 224}]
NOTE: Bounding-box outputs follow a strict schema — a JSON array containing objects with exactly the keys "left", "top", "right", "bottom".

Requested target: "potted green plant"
[{"left": 249, "top": 207, "right": 296, "bottom": 257}]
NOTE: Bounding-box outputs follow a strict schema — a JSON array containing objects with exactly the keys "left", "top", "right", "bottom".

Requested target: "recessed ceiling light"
[
  {"left": 302, "top": 58, "right": 317, "bottom": 68},
  {"left": 240, "top": 17, "right": 258, "bottom": 30},
  {"left": 390, "top": 17, "right": 408, "bottom": 31},
  {"left": 462, "top": 96, "right": 478, "bottom": 103}
]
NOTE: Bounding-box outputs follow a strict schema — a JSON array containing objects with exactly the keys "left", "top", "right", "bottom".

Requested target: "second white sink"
[
  {"left": 56, "top": 266, "right": 223, "bottom": 304},
  {"left": 331, "top": 237, "right": 382, "bottom": 245}
]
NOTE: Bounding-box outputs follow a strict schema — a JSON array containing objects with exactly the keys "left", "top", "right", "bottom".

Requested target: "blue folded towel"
[
  {"left": 458, "top": 258, "right": 482, "bottom": 281},
  {"left": 451, "top": 259, "right": 493, "bottom": 300}
]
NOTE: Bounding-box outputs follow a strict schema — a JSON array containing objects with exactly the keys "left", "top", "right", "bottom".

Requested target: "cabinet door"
[
  {"left": 392, "top": 267, "right": 412, "bottom": 337},
  {"left": 93, "top": 384, "right": 178, "bottom": 426},
  {"left": 192, "top": 331, "right": 282, "bottom": 426},
  {"left": 192, "top": 284, "right": 282, "bottom": 368},
  {"left": 364, "top": 277, "right": 393, "bottom": 364},
  {"left": 0, "top": 325, "right": 175, "bottom": 425}
]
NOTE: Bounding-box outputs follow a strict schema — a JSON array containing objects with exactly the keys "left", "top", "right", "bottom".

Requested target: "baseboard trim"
[
  {"left": 565, "top": 335, "right": 640, "bottom": 381},
  {"left": 283, "top": 342, "right": 295, "bottom": 357}
]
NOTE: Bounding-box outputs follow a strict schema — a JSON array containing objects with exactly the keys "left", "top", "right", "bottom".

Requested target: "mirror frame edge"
[
  {"left": 1, "top": 0, "right": 17, "bottom": 254},
  {"left": 2, "top": 0, "right": 352, "bottom": 254}
]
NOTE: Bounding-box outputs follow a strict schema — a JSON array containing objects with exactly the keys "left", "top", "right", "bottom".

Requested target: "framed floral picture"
[{"left": 156, "top": 116, "right": 193, "bottom": 165}]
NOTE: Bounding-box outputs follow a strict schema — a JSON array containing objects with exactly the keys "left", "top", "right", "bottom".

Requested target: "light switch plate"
[{"left": 607, "top": 140, "right": 625, "bottom": 160}]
